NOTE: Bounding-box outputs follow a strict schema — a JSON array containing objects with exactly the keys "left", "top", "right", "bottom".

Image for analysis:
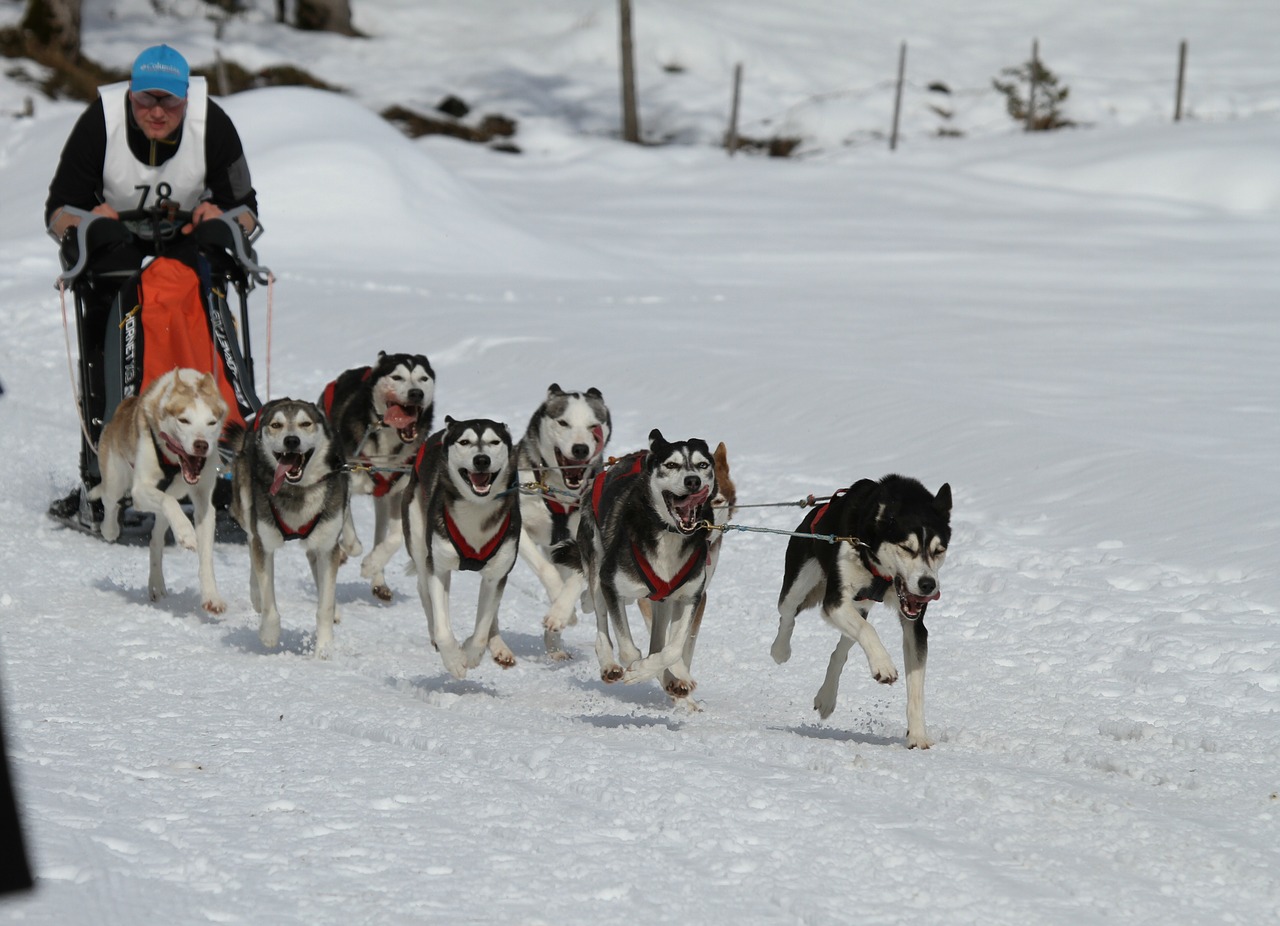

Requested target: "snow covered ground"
[{"left": 0, "top": 2, "right": 1277, "bottom": 923}]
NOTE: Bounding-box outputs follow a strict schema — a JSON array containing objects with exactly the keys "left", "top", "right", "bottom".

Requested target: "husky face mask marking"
[
  {"left": 372, "top": 353, "right": 435, "bottom": 443},
  {"left": 535, "top": 385, "right": 611, "bottom": 490},
  {"left": 257, "top": 401, "right": 327, "bottom": 495},
  {"left": 444, "top": 419, "right": 513, "bottom": 498},
  {"left": 646, "top": 432, "right": 715, "bottom": 534},
  {"left": 871, "top": 486, "right": 952, "bottom": 621}
]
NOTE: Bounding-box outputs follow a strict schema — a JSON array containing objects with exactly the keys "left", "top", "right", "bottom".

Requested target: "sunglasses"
[{"left": 131, "top": 90, "right": 187, "bottom": 112}]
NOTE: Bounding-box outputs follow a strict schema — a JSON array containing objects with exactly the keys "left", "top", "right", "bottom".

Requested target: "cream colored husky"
[{"left": 90, "top": 368, "right": 229, "bottom": 612}]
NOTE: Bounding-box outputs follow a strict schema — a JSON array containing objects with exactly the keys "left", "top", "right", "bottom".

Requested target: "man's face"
[{"left": 129, "top": 89, "right": 187, "bottom": 141}]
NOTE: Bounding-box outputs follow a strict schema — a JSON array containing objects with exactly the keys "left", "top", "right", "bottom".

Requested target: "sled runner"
[{"left": 47, "top": 199, "right": 270, "bottom": 545}]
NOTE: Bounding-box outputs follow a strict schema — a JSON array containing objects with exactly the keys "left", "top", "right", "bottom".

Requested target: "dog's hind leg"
[
  {"left": 339, "top": 506, "right": 363, "bottom": 561},
  {"left": 814, "top": 635, "right": 853, "bottom": 719},
  {"left": 772, "top": 559, "right": 824, "bottom": 664},
  {"left": 901, "top": 615, "right": 931, "bottom": 749},
  {"left": 309, "top": 545, "right": 341, "bottom": 659}
]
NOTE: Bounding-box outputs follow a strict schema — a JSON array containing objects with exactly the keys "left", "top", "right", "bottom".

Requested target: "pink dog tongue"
[
  {"left": 384, "top": 404, "right": 415, "bottom": 429},
  {"left": 270, "top": 460, "right": 291, "bottom": 495}
]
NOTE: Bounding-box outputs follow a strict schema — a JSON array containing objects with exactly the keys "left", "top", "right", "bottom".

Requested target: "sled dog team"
[{"left": 91, "top": 354, "right": 953, "bottom": 748}]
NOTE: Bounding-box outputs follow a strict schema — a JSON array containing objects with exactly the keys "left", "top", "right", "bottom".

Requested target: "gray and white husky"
[
  {"left": 402, "top": 416, "right": 520, "bottom": 680},
  {"left": 516, "top": 383, "right": 612, "bottom": 657},
  {"left": 321, "top": 351, "right": 436, "bottom": 601},
  {"left": 559, "top": 429, "right": 717, "bottom": 699},
  {"left": 771, "top": 474, "right": 952, "bottom": 749},
  {"left": 228, "top": 398, "right": 349, "bottom": 658}
]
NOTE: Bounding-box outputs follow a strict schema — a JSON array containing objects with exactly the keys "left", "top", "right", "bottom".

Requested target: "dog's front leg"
[
  {"left": 360, "top": 494, "right": 400, "bottom": 601},
  {"left": 593, "top": 583, "right": 624, "bottom": 683},
  {"left": 309, "top": 545, "right": 341, "bottom": 659},
  {"left": 255, "top": 539, "right": 282, "bottom": 650},
  {"left": 147, "top": 507, "right": 170, "bottom": 602},
  {"left": 901, "top": 616, "right": 930, "bottom": 749},
  {"left": 520, "top": 527, "right": 565, "bottom": 601},
  {"left": 191, "top": 482, "right": 224, "bottom": 614},
  {"left": 424, "top": 570, "right": 466, "bottom": 679},
  {"left": 622, "top": 598, "right": 695, "bottom": 686},
  {"left": 825, "top": 602, "right": 898, "bottom": 684},
  {"left": 662, "top": 594, "right": 706, "bottom": 698},
  {"left": 133, "top": 481, "right": 198, "bottom": 552},
  {"left": 814, "top": 635, "right": 853, "bottom": 719},
  {"left": 463, "top": 576, "right": 513, "bottom": 669}
]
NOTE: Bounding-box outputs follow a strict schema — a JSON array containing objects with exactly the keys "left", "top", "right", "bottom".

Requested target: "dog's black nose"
[
  {"left": 917, "top": 576, "right": 937, "bottom": 596},
  {"left": 473, "top": 454, "right": 491, "bottom": 471},
  {"left": 571, "top": 443, "right": 590, "bottom": 460},
  {"left": 284, "top": 435, "right": 301, "bottom": 452},
  {"left": 407, "top": 388, "right": 424, "bottom": 404},
  {"left": 684, "top": 475, "right": 701, "bottom": 492}
]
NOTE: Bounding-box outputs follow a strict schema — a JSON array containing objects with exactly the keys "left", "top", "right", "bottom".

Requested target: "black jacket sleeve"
[{"left": 44, "top": 99, "right": 108, "bottom": 227}]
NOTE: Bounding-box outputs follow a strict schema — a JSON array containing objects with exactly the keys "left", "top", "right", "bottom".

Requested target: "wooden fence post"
[
  {"left": 890, "top": 41, "right": 907, "bottom": 150},
  {"left": 1026, "top": 38, "right": 1039, "bottom": 132},
  {"left": 619, "top": 0, "right": 641, "bottom": 143},
  {"left": 1174, "top": 39, "right": 1187, "bottom": 122},
  {"left": 726, "top": 62, "right": 743, "bottom": 155}
]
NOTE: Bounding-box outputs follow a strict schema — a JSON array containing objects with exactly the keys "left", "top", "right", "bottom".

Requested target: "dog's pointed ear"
[
  {"left": 547, "top": 383, "right": 564, "bottom": 398},
  {"left": 713, "top": 441, "right": 728, "bottom": 469},
  {"left": 586, "top": 387, "right": 603, "bottom": 399},
  {"left": 444, "top": 414, "right": 456, "bottom": 426},
  {"left": 377, "top": 350, "right": 388, "bottom": 362},
  {"left": 935, "top": 483, "right": 952, "bottom": 514},
  {"left": 648, "top": 428, "right": 666, "bottom": 450}
]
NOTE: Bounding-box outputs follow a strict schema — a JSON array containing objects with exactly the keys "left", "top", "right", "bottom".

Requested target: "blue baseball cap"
[{"left": 131, "top": 44, "right": 189, "bottom": 98}]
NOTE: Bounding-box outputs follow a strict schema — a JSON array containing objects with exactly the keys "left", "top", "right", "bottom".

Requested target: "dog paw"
[
  {"left": 491, "top": 649, "right": 516, "bottom": 669},
  {"left": 770, "top": 636, "right": 792, "bottom": 664},
  {"left": 543, "top": 609, "right": 570, "bottom": 633},
  {"left": 813, "top": 689, "right": 837, "bottom": 719},
  {"left": 871, "top": 663, "right": 899, "bottom": 685},
  {"left": 440, "top": 649, "right": 468, "bottom": 680},
  {"left": 906, "top": 729, "right": 932, "bottom": 750},
  {"left": 371, "top": 584, "right": 393, "bottom": 602},
  {"left": 314, "top": 635, "right": 333, "bottom": 661},
  {"left": 258, "top": 620, "right": 281, "bottom": 650},
  {"left": 203, "top": 595, "right": 227, "bottom": 615},
  {"left": 600, "top": 664, "right": 624, "bottom": 684},
  {"left": 664, "top": 676, "right": 697, "bottom": 699},
  {"left": 149, "top": 582, "right": 168, "bottom": 602}
]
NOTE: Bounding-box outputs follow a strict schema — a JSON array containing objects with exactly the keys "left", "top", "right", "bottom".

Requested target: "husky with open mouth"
[
  {"left": 771, "top": 474, "right": 952, "bottom": 749},
  {"left": 89, "top": 367, "right": 229, "bottom": 613},
  {"left": 557, "top": 429, "right": 717, "bottom": 699},
  {"left": 515, "top": 383, "right": 612, "bottom": 658},
  {"left": 228, "top": 398, "right": 349, "bottom": 658},
  {"left": 402, "top": 416, "right": 521, "bottom": 680},
  {"left": 321, "top": 351, "right": 435, "bottom": 601}
]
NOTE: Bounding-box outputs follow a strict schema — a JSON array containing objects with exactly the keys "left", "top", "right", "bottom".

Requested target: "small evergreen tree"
[{"left": 992, "top": 57, "right": 1073, "bottom": 131}]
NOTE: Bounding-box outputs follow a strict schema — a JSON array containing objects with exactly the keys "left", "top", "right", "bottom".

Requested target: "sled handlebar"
[{"left": 50, "top": 205, "right": 269, "bottom": 286}]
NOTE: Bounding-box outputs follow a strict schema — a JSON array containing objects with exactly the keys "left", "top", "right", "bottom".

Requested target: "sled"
[{"left": 46, "top": 201, "right": 270, "bottom": 545}]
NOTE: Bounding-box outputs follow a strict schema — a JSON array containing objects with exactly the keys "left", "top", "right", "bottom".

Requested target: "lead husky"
[
  {"left": 402, "top": 416, "right": 521, "bottom": 680},
  {"left": 321, "top": 352, "right": 436, "bottom": 601},
  {"left": 562, "top": 430, "right": 717, "bottom": 698},
  {"left": 771, "top": 474, "right": 952, "bottom": 749},
  {"left": 228, "top": 398, "right": 349, "bottom": 658},
  {"left": 90, "top": 367, "right": 228, "bottom": 612},
  {"left": 516, "top": 383, "right": 612, "bottom": 657}
]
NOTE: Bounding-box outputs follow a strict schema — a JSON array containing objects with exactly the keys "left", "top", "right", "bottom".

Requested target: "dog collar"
[{"left": 152, "top": 431, "right": 184, "bottom": 491}]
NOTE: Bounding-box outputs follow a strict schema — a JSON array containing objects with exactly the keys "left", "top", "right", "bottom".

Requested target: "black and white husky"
[
  {"left": 229, "top": 399, "right": 349, "bottom": 658},
  {"left": 563, "top": 429, "right": 717, "bottom": 698},
  {"left": 771, "top": 474, "right": 952, "bottom": 749},
  {"left": 402, "top": 416, "right": 520, "bottom": 680},
  {"left": 516, "top": 383, "right": 612, "bottom": 657},
  {"left": 321, "top": 351, "right": 435, "bottom": 601}
]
